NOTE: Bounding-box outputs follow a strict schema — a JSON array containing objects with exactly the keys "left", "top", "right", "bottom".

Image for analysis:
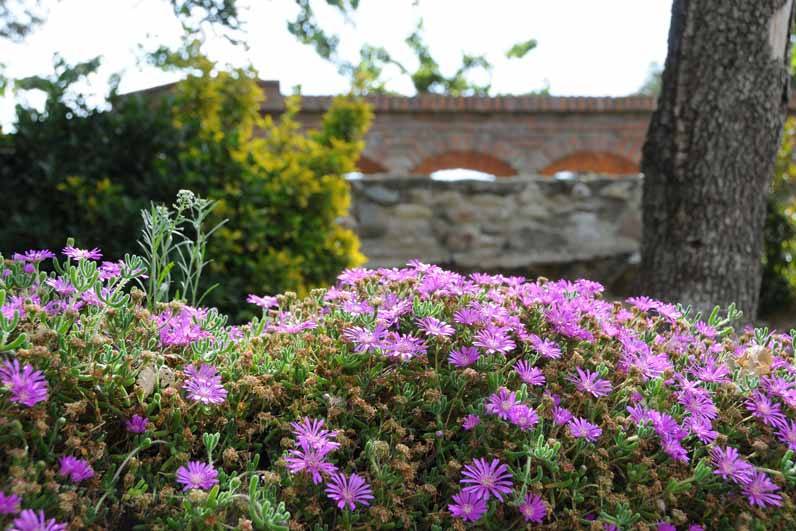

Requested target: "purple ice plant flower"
[
  {"left": 325, "top": 472, "right": 374, "bottom": 511},
  {"left": 657, "top": 523, "right": 677, "bottom": 531},
  {"left": 460, "top": 458, "right": 513, "bottom": 502},
  {"left": 45, "top": 278, "right": 76, "bottom": 296},
  {"left": 158, "top": 306, "right": 210, "bottom": 346},
  {"left": 528, "top": 334, "right": 562, "bottom": 359},
  {"left": 485, "top": 387, "right": 519, "bottom": 421},
  {"left": 776, "top": 421, "right": 796, "bottom": 451},
  {"left": 462, "top": 414, "right": 480, "bottom": 430},
  {"left": 473, "top": 326, "right": 516, "bottom": 355},
  {"left": 9, "top": 510, "right": 67, "bottom": 531},
  {"left": 58, "top": 456, "right": 95, "bottom": 483},
  {"left": 183, "top": 364, "right": 227, "bottom": 405},
  {"left": 290, "top": 417, "right": 340, "bottom": 450},
  {"left": 125, "top": 415, "right": 149, "bottom": 433},
  {"left": 416, "top": 316, "right": 455, "bottom": 338},
  {"left": 710, "top": 446, "right": 754, "bottom": 485},
  {"left": 285, "top": 441, "right": 338, "bottom": 484},
  {"left": 745, "top": 391, "right": 788, "bottom": 429},
  {"left": 453, "top": 307, "right": 483, "bottom": 326},
  {"left": 569, "top": 367, "right": 612, "bottom": 398},
  {"left": 742, "top": 471, "right": 782, "bottom": 508},
  {"left": 0, "top": 359, "right": 49, "bottom": 407},
  {"left": 342, "top": 324, "right": 387, "bottom": 354},
  {"left": 567, "top": 417, "right": 602, "bottom": 443},
  {"left": 678, "top": 388, "right": 718, "bottom": 421},
  {"left": 519, "top": 493, "right": 547, "bottom": 523},
  {"left": 13, "top": 249, "right": 55, "bottom": 263},
  {"left": 448, "top": 346, "right": 480, "bottom": 368},
  {"left": 508, "top": 404, "right": 540, "bottom": 431},
  {"left": 247, "top": 293, "right": 278, "bottom": 309},
  {"left": 62, "top": 246, "right": 102, "bottom": 261},
  {"left": 552, "top": 405, "right": 574, "bottom": 426},
  {"left": 515, "top": 360, "right": 545, "bottom": 386},
  {"left": 380, "top": 332, "right": 427, "bottom": 362},
  {"left": 0, "top": 491, "right": 21, "bottom": 514},
  {"left": 175, "top": 461, "right": 219, "bottom": 491},
  {"left": 448, "top": 490, "right": 487, "bottom": 522},
  {"left": 687, "top": 416, "right": 718, "bottom": 444}
]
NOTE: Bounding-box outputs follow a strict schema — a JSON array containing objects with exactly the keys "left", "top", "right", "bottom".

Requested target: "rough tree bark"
[{"left": 641, "top": 0, "right": 796, "bottom": 320}]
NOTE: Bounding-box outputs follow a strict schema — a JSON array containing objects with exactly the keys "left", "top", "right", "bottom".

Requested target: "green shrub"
[
  {"left": 0, "top": 55, "right": 370, "bottom": 317},
  {"left": 0, "top": 233, "right": 794, "bottom": 529}
]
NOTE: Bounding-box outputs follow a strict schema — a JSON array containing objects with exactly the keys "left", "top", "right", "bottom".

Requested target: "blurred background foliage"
[{"left": 0, "top": 40, "right": 371, "bottom": 318}]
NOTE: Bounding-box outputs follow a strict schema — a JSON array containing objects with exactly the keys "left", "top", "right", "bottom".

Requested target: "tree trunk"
[{"left": 641, "top": 0, "right": 795, "bottom": 320}]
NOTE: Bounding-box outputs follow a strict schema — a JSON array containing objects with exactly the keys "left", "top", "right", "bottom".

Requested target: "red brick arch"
[
  {"left": 356, "top": 156, "right": 388, "bottom": 174},
  {"left": 411, "top": 150, "right": 517, "bottom": 177},
  {"left": 539, "top": 150, "right": 639, "bottom": 176}
]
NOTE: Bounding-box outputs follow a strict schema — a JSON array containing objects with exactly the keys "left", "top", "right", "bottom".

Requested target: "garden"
[{"left": 2, "top": 1, "right": 796, "bottom": 530}]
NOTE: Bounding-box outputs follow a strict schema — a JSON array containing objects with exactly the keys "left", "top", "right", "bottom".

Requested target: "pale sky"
[{"left": 0, "top": 0, "right": 673, "bottom": 128}]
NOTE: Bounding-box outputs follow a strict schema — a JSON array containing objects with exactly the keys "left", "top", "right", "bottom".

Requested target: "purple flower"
[
  {"left": 325, "top": 472, "right": 374, "bottom": 511},
  {"left": 58, "top": 456, "right": 95, "bottom": 483},
  {"left": 473, "top": 326, "right": 516, "bottom": 355},
  {"left": 678, "top": 388, "right": 718, "bottom": 421},
  {"left": 45, "top": 278, "right": 76, "bottom": 296},
  {"left": 448, "top": 346, "right": 480, "bottom": 368},
  {"left": 508, "top": 404, "right": 540, "bottom": 431},
  {"left": 246, "top": 294, "right": 278, "bottom": 309},
  {"left": 515, "top": 360, "right": 545, "bottom": 386},
  {"left": 460, "top": 458, "right": 513, "bottom": 501},
  {"left": 627, "top": 296, "right": 657, "bottom": 312},
  {"left": 416, "top": 316, "right": 455, "bottom": 338},
  {"left": 285, "top": 441, "right": 338, "bottom": 484},
  {"left": 0, "top": 491, "right": 21, "bottom": 514},
  {"left": 569, "top": 367, "right": 612, "bottom": 398},
  {"left": 290, "top": 417, "right": 340, "bottom": 451},
  {"left": 125, "top": 415, "right": 149, "bottom": 433},
  {"left": 380, "top": 332, "right": 427, "bottom": 362},
  {"left": 745, "top": 391, "right": 787, "bottom": 429},
  {"left": 528, "top": 334, "right": 562, "bottom": 359},
  {"left": 742, "top": 471, "right": 782, "bottom": 508},
  {"left": 448, "top": 490, "right": 487, "bottom": 522},
  {"left": 183, "top": 364, "right": 227, "bottom": 405},
  {"left": 342, "top": 324, "right": 386, "bottom": 354},
  {"left": 710, "top": 447, "right": 754, "bottom": 485},
  {"left": 552, "top": 405, "right": 574, "bottom": 426},
  {"left": 687, "top": 416, "right": 717, "bottom": 444},
  {"left": 485, "top": 387, "right": 519, "bottom": 421},
  {"left": 462, "top": 414, "right": 480, "bottom": 430},
  {"left": 519, "top": 493, "right": 547, "bottom": 523},
  {"left": 453, "top": 308, "right": 483, "bottom": 325},
  {"left": 567, "top": 417, "right": 602, "bottom": 442},
  {"left": 9, "top": 510, "right": 67, "bottom": 531},
  {"left": 0, "top": 359, "right": 49, "bottom": 407},
  {"left": 176, "top": 461, "right": 219, "bottom": 491},
  {"left": 98, "top": 261, "right": 123, "bottom": 280},
  {"left": 13, "top": 250, "right": 55, "bottom": 263},
  {"left": 158, "top": 306, "right": 210, "bottom": 346},
  {"left": 776, "top": 421, "right": 796, "bottom": 451},
  {"left": 62, "top": 246, "right": 102, "bottom": 261},
  {"left": 657, "top": 523, "right": 677, "bottom": 531}
]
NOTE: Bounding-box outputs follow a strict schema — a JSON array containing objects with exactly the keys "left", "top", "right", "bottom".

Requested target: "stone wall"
[{"left": 347, "top": 174, "right": 643, "bottom": 293}]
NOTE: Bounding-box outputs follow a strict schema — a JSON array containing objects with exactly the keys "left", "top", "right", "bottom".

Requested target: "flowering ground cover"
[{"left": 0, "top": 248, "right": 795, "bottom": 529}]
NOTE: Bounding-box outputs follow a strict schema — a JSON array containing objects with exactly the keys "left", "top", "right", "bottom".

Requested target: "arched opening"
[
  {"left": 412, "top": 150, "right": 516, "bottom": 177},
  {"left": 356, "top": 156, "right": 388, "bottom": 174},
  {"left": 539, "top": 151, "right": 638, "bottom": 176}
]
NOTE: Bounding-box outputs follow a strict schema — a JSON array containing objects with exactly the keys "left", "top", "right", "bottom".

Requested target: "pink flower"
[
  {"left": 0, "top": 491, "right": 21, "bottom": 514},
  {"left": 58, "top": 456, "right": 95, "bottom": 483},
  {"left": 519, "top": 493, "right": 547, "bottom": 523},
  {"left": 742, "top": 471, "right": 782, "bottom": 508},
  {"left": 448, "top": 346, "right": 480, "bottom": 368},
  {"left": 515, "top": 360, "right": 545, "bottom": 386},
  {"left": 285, "top": 441, "right": 338, "bottom": 484},
  {"left": 62, "top": 246, "right": 102, "bottom": 261},
  {"left": 247, "top": 294, "right": 278, "bottom": 309},
  {"left": 416, "top": 316, "right": 455, "bottom": 338},
  {"left": 183, "top": 364, "right": 227, "bottom": 405},
  {"left": 325, "top": 472, "right": 374, "bottom": 511},
  {"left": 0, "top": 359, "right": 48, "bottom": 407},
  {"left": 569, "top": 367, "right": 612, "bottom": 398},
  {"left": 462, "top": 414, "right": 480, "bottom": 430},
  {"left": 460, "top": 458, "right": 513, "bottom": 502},
  {"left": 448, "top": 490, "right": 487, "bottom": 522},
  {"left": 568, "top": 417, "right": 602, "bottom": 442},
  {"left": 175, "top": 461, "right": 219, "bottom": 491},
  {"left": 9, "top": 509, "right": 67, "bottom": 531}
]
